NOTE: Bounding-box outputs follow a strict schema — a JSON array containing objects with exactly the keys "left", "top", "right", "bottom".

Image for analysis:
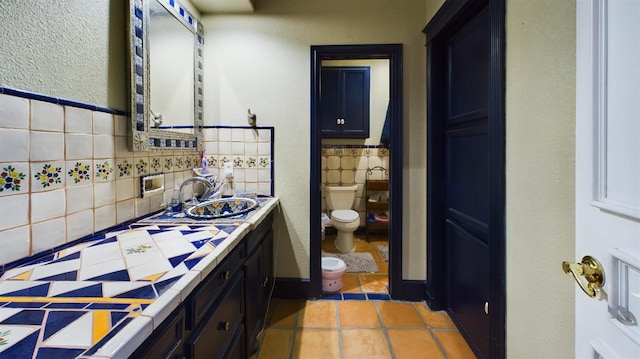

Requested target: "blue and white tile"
[
  {"left": 102, "top": 281, "right": 150, "bottom": 298},
  {"left": 140, "top": 288, "right": 180, "bottom": 329},
  {"left": 47, "top": 281, "right": 99, "bottom": 297},
  {"left": 93, "top": 315, "right": 152, "bottom": 359},
  {"left": 0, "top": 280, "right": 48, "bottom": 296},
  {"left": 0, "top": 324, "right": 40, "bottom": 355},
  {"left": 29, "top": 258, "right": 80, "bottom": 281},
  {"left": 78, "top": 259, "right": 126, "bottom": 282},
  {"left": 171, "top": 270, "right": 200, "bottom": 302},
  {"left": 41, "top": 311, "right": 93, "bottom": 347},
  {"left": 127, "top": 260, "right": 173, "bottom": 282},
  {"left": 81, "top": 241, "right": 122, "bottom": 267}
]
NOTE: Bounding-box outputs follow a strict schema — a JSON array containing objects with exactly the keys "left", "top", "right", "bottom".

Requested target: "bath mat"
[
  {"left": 377, "top": 245, "right": 389, "bottom": 262},
  {"left": 324, "top": 252, "right": 379, "bottom": 273}
]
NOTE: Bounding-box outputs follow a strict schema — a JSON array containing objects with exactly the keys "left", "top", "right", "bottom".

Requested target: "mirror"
[{"left": 128, "top": 0, "right": 204, "bottom": 151}]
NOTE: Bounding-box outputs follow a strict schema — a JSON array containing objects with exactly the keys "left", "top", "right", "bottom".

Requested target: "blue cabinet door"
[{"left": 320, "top": 67, "right": 370, "bottom": 138}]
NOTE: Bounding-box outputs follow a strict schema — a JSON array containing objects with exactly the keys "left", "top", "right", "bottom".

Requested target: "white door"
[{"left": 574, "top": 0, "right": 640, "bottom": 358}]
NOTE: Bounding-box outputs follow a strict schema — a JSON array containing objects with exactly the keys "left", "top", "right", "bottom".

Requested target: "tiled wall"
[
  {"left": 201, "top": 127, "right": 273, "bottom": 196},
  {"left": 0, "top": 91, "right": 273, "bottom": 268},
  {"left": 321, "top": 145, "right": 389, "bottom": 226}
]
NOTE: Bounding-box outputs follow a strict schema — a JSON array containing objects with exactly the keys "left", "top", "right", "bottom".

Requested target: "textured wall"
[
  {"left": 505, "top": 0, "right": 576, "bottom": 357},
  {"left": 202, "top": 0, "right": 428, "bottom": 279},
  {"left": 0, "top": 0, "right": 127, "bottom": 110}
]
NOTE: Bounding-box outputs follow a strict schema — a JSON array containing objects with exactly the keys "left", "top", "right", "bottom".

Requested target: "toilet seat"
[{"left": 331, "top": 209, "right": 359, "bottom": 223}]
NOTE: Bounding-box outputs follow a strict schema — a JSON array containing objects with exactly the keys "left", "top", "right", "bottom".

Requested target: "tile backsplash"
[{"left": 0, "top": 90, "right": 273, "bottom": 268}]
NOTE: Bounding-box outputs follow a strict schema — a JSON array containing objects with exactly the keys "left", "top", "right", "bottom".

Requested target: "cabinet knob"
[
  {"left": 220, "top": 321, "right": 231, "bottom": 331},
  {"left": 222, "top": 271, "right": 230, "bottom": 280},
  {"left": 262, "top": 276, "right": 269, "bottom": 288}
]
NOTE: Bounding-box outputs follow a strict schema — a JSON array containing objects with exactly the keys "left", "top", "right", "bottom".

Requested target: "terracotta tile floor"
[
  {"left": 322, "top": 234, "right": 390, "bottom": 296},
  {"left": 255, "top": 299, "right": 477, "bottom": 359}
]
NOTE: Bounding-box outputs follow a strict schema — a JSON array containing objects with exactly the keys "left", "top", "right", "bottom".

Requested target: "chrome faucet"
[{"left": 179, "top": 175, "right": 222, "bottom": 205}]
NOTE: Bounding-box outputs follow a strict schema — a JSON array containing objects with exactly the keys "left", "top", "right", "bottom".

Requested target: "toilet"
[
  {"left": 321, "top": 257, "right": 347, "bottom": 292},
  {"left": 325, "top": 185, "right": 360, "bottom": 253}
]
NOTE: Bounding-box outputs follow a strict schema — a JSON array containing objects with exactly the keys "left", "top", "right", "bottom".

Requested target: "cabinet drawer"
[
  {"left": 186, "top": 273, "right": 244, "bottom": 359},
  {"left": 368, "top": 201, "right": 389, "bottom": 211},
  {"left": 367, "top": 180, "right": 388, "bottom": 191},
  {"left": 187, "top": 242, "right": 245, "bottom": 329}
]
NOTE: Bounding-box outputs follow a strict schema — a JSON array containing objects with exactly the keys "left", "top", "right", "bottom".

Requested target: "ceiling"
[{"left": 190, "top": 0, "right": 255, "bottom": 13}]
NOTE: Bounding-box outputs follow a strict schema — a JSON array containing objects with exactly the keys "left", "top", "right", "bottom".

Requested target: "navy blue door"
[{"left": 445, "top": 6, "right": 491, "bottom": 356}]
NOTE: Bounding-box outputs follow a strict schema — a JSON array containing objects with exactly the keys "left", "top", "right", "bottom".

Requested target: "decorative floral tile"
[
  {"left": 364, "top": 149, "right": 372, "bottom": 157},
  {"left": 135, "top": 159, "right": 148, "bottom": 176},
  {"left": 125, "top": 244, "right": 153, "bottom": 255},
  {"left": 67, "top": 161, "right": 91, "bottom": 184},
  {"left": 0, "top": 164, "right": 27, "bottom": 193},
  {"left": 117, "top": 159, "right": 133, "bottom": 177},
  {"left": 207, "top": 156, "right": 217, "bottom": 168},
  {"left": 246, "top": 157, "right": 257, "bottom": 168},
  {"left": 334, "top": 148, "right": 343, "bottom": 156},
  {"left": 259, "top": 157, "right": 270, "bottom": 168},
  {"left": 380, "top": 148, "right": 389, "bottom": 156},
  {"left": 163, "top": 157, "right": 173, "bottom": 171},
  {"left": 33, "top": 163, "right": 63, "bottom": 189},
  {"left": 350, "top": 149, "right": 359, "bottom": 156},
  {"left": 150, "top": 157, "right": 161, "bottom": 174},
  {"left": 95, "top": 160, "right": 114, "bottom": 181},
  {"left": 220, "top": 156, "right": 231, "bottom": 167},
  {"left": 174, "top": 156, "right": 184, "bottom": 170},
  {"left": 233, "top": 157, "right": 243, "bottom": 168},
  {"left": 184, "top": 156, "right": 194, "bottom": 170}
]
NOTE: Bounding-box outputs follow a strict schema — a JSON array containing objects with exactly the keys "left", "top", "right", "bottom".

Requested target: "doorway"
[
  {"left": 424, "top": 0, "right": 506, "bottom": 357},
  {"left": 310, "top": 44, "right": 403, "bottom": 299}
]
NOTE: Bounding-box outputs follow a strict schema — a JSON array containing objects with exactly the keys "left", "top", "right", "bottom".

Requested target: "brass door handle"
[{"left": 562, "top": 255, "right": 605, "bottom": 299}]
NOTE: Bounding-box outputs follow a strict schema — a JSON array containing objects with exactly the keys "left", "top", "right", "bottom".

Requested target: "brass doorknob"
[{"left": 562, "top": 256, "right": 605, "bottom": 299}]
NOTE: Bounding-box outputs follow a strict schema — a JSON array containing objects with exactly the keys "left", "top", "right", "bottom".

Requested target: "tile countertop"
[{"left": 0, "top": 197, "right": 279, "bottom": 359}]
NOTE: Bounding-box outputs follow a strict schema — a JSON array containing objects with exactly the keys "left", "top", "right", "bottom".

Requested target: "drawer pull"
[
  {"left": 222, "top": 271, "right": 230, "bottom": 280},
  {"left": 220, "top": 321, "right": 231, "bottom": 331},
  {"left": 262, "top": 277, "right": 269, "bottom": 288}
]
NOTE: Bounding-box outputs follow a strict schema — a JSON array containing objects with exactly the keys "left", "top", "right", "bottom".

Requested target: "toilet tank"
[{"left": 325, "top": 185, "right": 357, "bottom": 210}]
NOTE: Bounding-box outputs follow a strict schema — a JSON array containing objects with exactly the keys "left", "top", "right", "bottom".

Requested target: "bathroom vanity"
[
  {"left": 131, "top": 208, "right": 274, "bottom": 358},
  {"left": 0, "top": 197, "right": 278, "bottom": 359}
]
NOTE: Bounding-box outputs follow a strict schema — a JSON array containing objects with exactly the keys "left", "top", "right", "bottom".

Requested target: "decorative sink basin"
[{"left": 185, "top": 198, "right": 259, "bottom": 219}]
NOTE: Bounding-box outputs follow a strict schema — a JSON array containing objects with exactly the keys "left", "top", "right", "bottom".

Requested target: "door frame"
[
  {"left": 310, "top": 44, "right": 404, "bottom": 299},
  {"left": 424, "top": 0, "right": 506, "bottom": 357}
]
